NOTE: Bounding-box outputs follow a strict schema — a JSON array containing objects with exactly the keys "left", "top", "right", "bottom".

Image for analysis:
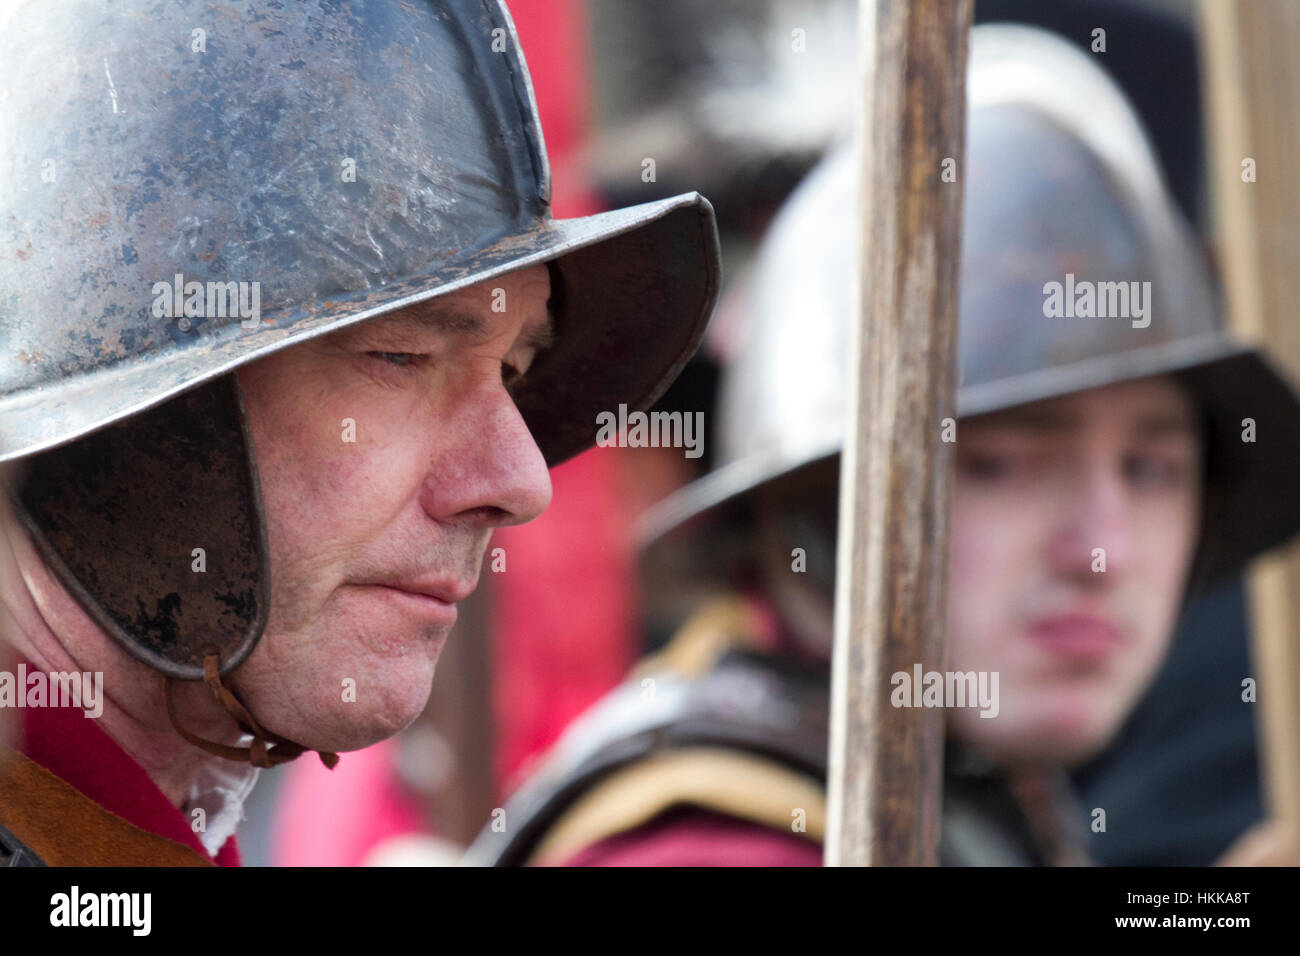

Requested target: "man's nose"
[
  {"left": 419, "top": 388, "right": 553, "bottom": 529},
  {"left": 1046, "top": 459, "right": 1134, "bottom": 582}
]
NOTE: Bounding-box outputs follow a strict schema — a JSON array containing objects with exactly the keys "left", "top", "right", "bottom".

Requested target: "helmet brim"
[
  {"left": 0, "top": 192, "right": 721, "bottom": 469},
  {"left": 637, "top": 333, "right": 1300, "bottom": 587}
]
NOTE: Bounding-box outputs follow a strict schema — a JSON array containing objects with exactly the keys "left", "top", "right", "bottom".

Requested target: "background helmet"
[
  {"left": 0, "top": 0, "right": 720, "bottom": 682},
  {"left": 639, "top": 24, "right": 1300, "bottom": 591}
]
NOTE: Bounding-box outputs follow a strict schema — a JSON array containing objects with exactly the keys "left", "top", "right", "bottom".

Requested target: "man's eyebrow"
[
  {"left": 980, "top": 407, "right": 1081, "bottom": 433},
  {"left": 393, "top": 305, "right": 490, "bottom": 341},
  {"left": 373, "top": 303, "right": 556, "bottom": 353},
  {"left": 1132, "top": 412, "right": 1199, "bottom": 439},
  {"left": 971, "top": 406, "right": 1198, "bottom": 439}
]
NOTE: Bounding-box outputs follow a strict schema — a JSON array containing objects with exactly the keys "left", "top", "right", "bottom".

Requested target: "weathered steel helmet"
[
  {"left": 639, "top": 24, "right": 1300, "bottom": 589},
  {"left": 0, "top": 1, "right": 719, "bottom": 712}
]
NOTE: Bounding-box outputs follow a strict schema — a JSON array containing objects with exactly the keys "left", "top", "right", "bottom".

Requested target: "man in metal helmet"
[
  {"left": 469, "top": 25, "right": 1300, "bottom": 866},
  {"left": 0, "top": 0, "right": 719, "bottom": 866}
]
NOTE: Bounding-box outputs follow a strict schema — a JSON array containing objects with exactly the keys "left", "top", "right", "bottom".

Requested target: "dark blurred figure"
[{"left": 971, "top": 0, "right": 1262, "bottom": 866}]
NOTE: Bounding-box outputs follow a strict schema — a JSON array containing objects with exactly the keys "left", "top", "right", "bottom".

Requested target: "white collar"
[{"left": 183, "top": 743, "right": 261, "bottom": 857}]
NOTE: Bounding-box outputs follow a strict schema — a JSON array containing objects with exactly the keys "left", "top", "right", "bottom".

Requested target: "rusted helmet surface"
[{"left": 0, "top": 0, "right": 720, "bottom": 679}]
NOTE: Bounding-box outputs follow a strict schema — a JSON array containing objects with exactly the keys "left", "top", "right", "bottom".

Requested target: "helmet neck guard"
[{"left": 7, "top": 376, "right": 333, "bottom": 767}]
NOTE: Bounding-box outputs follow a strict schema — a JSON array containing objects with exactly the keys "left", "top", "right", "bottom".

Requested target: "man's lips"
[
  {"left": 371, "top": 585, "right": 459, "bottom": 627},
  {"left": 1026, "top": 612, "right": 1125, "bottom": 662},
  {"left": 353, "top": 578, "right": 476, "bottom": 628},
  {"left": 385, "top": 577, "right": 476, "bottom": 605}
]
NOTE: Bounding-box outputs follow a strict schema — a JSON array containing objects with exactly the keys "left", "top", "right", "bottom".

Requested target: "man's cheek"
[
  {"left": 262, "top": 409, "right": 384, "bottom": 506},
  {"left": 948, "top": 533, "right": 1006, "bottom": 627}
]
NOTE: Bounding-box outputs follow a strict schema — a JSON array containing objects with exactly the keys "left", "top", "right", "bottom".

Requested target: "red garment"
[
  {"left": 494, "top": 451, "right": 638, "bottom": 787},
  {"left": 271, "top": 737, "right": 426, "bottom": 867},
  {"left": 560, "top": 808, "right": 824, "bottom": 868},
  {"left": 13, "top": 663, "right": 241, "bottom": 866}
]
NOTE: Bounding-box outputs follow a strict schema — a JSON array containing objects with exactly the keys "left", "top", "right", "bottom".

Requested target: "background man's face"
[
  {"left": 231, "top": 265, "right": 554, "bottom": 752},
  {"left": 946, "top": 376, "right": 1202, "bottom": 767},
  {"left": 757, "top": 375, "right": 1201, "bottom": 771}
]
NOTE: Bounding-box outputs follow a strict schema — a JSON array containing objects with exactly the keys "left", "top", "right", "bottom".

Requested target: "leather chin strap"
[{"left": 164, "top": 655, "right": 340, "bottom": 770}]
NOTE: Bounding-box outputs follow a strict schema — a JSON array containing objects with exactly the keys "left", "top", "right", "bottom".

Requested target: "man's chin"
[
  {"left": 277, "top": 704, "right": 430, "bottom": 754},
  {"left": 953, "top": 703, "right": 1118, "bottom": 769},
  {"left": 247, "top": 677, "right": 437, "bottom": 754},
  {"left": 1007, "top": 732, "right": 1108, "bottom": 769}
]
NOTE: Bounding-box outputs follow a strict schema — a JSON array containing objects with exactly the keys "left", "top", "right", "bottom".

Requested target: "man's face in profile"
[{"left": 229, "top": 264, "right": 555, "bottom": 754}]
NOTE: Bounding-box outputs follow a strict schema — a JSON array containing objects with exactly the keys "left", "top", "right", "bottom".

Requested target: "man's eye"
[
  {"left": 369, "top": 351, "right": 419, "bottom": 368},
  {"left": 1124, "top": 454, "right": 1188, "bottom": 488},
  {"left": 958, "top": 452, "right": 1014, "bottom": 482}
]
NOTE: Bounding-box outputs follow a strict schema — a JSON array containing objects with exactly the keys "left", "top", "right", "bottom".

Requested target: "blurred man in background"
[{"left": 470, "top": 25, "right": 1300, "bottom": 867}]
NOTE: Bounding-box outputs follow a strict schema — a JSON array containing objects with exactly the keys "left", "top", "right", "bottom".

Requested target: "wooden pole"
[
  {"left": 1200, "top": 0, "right": 1300, "bottom": 834},
  {"left": 826, "top": 0, "right": 971, "bottom": 867}
]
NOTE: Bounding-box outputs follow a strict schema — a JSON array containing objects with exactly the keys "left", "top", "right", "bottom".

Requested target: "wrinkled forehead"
[
  {"left": 434, "top": 261, "right": 554, "bottom": 308},
  {"left": 333, "top": 262, "right": 556, "bottom": 346}
]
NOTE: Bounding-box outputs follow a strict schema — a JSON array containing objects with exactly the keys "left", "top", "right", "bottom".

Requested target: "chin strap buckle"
[{"left": 165, "top": 654, "right": 339, "bottom": 770}]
